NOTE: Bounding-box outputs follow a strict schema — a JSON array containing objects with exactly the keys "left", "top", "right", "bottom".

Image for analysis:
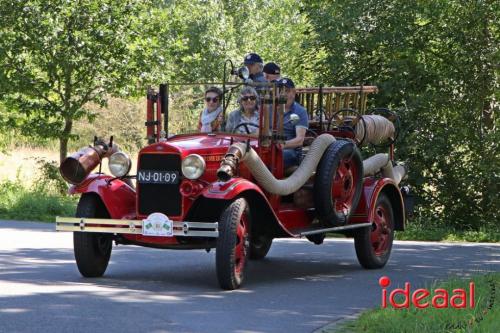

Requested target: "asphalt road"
[{"left": 0, "top": 220, "right": 499, "bottom": 333}]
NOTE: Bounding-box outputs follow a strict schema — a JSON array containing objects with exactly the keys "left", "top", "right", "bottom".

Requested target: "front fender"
[
  {"left": 194, "top": 178, "right": 291, "bottom": 237},
  {"left": 69, "top": 174, "right": 136, "bottom": 219},
  {"left": 201, "top": 178, "right": 267, "bottom": 200}
]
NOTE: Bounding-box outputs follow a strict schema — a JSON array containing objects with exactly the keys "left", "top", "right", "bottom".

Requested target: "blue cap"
[
  {"left": 263, "top": 62, "right": 280, "bottom": 75},
  {"left": 278, "top": 77, "right": 295, "bottom": 88},
  {"left": 243, "top": 53, "right": 263, "bottom": 65}
]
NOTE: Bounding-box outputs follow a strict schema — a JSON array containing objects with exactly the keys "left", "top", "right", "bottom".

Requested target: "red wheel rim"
[
  {"left": 332, "top": 157, "right": 358, "bottom": 216},
  {"left": 370, "top": 204, "right": 391, "bottom": 256},
  {"left": 234, "top": 212, "right": 249, "bottom": 276}
]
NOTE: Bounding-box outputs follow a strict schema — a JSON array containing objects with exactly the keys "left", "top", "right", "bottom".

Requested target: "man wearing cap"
[
  {"left": 263, "top": 62, "right": 281, "bottom": 82},
  {"left": 277, "top": 77, "right": 308, "bottom": 168},
  {"left": 243, "top": 53, "right": 267, "bottom": 87}
]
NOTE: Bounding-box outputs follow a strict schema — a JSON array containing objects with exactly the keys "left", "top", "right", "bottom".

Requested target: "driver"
[
  {"left": 226, "top": 86, "right": 260, "bottom": 135},
  {"left": 277, "top": 78, "right": 308, "bottom": 167}
]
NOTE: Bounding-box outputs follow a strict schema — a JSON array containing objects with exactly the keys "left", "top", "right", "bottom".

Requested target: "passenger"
[
  {"left": 226, "top": 86, "right": 260, "bottom": 135},
  {"left": 277, "top": 78, "right": 308, "bottom": 168},
  {"left": 243, "top": 53, "right": 266, "bottom": 89},
  {"left": 263, "top": 62, "right": 281, "bottom": 82},
  {"left": 198, "top": 86, "right": 223, "bottom": 133}
]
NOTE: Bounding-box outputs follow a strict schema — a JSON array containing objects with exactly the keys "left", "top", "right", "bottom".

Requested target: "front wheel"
[
  {"left": 216, "top": 198, "right": 250, "bottom": 289},
  {"left": 354, "top": 193, "right": 394, "bottom": 269},
  {"left": 73, "top": 195, "right": 113, "bottom": 277}
]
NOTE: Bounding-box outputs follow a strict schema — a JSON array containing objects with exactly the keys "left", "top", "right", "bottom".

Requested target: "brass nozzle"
[{"left": 216, "top": 145, "right": 245, "bottom": 182}]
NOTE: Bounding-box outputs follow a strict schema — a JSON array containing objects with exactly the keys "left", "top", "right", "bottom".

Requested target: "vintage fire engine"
[{"left": 56, "top": 68, "right": 412, "bottom": 290}]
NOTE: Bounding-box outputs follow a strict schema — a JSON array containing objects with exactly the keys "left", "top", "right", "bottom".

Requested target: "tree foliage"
[
  {"left": 0, "top": 0, "right": 498, "bottom": 229},
  {"left": 0, "top": 0, "right": 155, "bottom": 162},
  {"left": 304, "top": 0, "right": 499, "bottom": 229}
]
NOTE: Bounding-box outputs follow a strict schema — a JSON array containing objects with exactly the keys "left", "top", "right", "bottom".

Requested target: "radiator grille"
[{"left": 137, "top": 153, "right": 182, "bottom": 216}]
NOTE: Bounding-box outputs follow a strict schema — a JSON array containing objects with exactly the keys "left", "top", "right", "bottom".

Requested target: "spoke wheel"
[
  {"left": 354, "top": 193, "right": 394, "bottom": 269},
  {"left": 73, "top": 195, "right": 113, "bottom": 278},
  {"left": 216, "top": 198, "right": 250, "bottom": 290},
  {"left": 314, "top": 140, "right": 363, "bottom": 226}
]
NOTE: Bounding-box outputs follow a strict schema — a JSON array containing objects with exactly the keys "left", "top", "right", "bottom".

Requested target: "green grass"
[
  {"left": 395, "top": 223, "right": 500, "bottom": 243},
  {"left": 331, "top": 273, "right": 499, "bottom": 333},
  {"left": 0, "top": 179, "right": 77, "bottom": 222}
]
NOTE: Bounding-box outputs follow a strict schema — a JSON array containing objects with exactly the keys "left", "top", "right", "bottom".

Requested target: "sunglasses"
[
  {"left": 205, "top": 97, "right": 219, "bottom": 103},
  {"left": 241, "top": 95, "right": 257, "bottom": 102}
]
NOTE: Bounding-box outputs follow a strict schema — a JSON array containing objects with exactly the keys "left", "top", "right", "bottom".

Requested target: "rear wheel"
[
  {"left": 73, "top": 195, "right": 113, "bottom": 278},
  {"left": 216, "top": 198, "right": 250, "bottom": 290},
  {"left": 249, "top": 235, "right": 272, "bottom": 260},
  {"left": 354, "top": 193, "right": 394, "bottom": 269},
  {"left": 314, "top": 140, "right": 363, "bottom": 226}
]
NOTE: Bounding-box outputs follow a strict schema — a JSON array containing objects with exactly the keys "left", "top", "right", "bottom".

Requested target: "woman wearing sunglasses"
[
  {"left": 198, "top": 86, "right": 223, "bottom": 133},
  {"left": 226, "top": 86, "right": 260, "bottom": 135}
]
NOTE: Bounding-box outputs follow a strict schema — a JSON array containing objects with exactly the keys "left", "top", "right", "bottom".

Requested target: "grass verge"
[
  {"left": 330, "top": 273, "right": 499, "bottom": 333},
  {"left": 0, "top": 179, "right": 77, "bottom": 222},
  {"left": 395, "top": 223, "right": 500, "bottom": 243}
]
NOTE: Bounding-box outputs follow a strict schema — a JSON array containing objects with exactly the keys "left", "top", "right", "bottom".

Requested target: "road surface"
[{"left": 0, "top": 220, "right": 498, "bottom": 333}]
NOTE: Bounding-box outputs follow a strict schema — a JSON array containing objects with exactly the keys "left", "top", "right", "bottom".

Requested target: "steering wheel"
[
  {"left": 232, "top": 122, "right": 259, "bottom": 134},
  {"left": 328, "top": 108, "right": 362, "bottom": 131}
]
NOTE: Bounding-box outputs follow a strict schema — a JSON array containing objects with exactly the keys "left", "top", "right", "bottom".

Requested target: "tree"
[
  {"left": 0, "top": 0, "right": 157, "bottom": 162},
  {"left": 304, "top": 0, "right": 499, "bottom": 229}
]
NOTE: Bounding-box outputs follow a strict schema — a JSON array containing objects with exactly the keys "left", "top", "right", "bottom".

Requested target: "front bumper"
[{"left": 55, "top": 217, "right": 219, "bottom": 238}]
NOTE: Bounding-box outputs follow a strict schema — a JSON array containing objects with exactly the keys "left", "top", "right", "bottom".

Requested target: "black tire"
[
  {"left": 73, "top": 195, "right": 113, "bottom": 278},
  {"left": 354, "top": 193, "right": 394, "bottom": 269},
  {"left": 249, "top": 235, "right": 272, "bottom": 260},
  {"left": 314, "top": 140, "right": 363, "bottom": 226},
  {"left": 216, "top": 198, "right": 250, "bottom": 290}
]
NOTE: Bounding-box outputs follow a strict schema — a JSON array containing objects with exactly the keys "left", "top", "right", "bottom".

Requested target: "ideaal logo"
[
  {"left": 379, "top": 275, "right": 496, "bottom": 329},
  {"left": 379, "top": 276, "right": 475, "bottom": 309}
]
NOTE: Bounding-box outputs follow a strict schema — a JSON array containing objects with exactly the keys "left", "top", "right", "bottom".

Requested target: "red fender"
[
  {"left": 201, "top": 177, "right": 268, "bottom": 200},
  {"left": 199, "top": 178, "right": 292, "bottom": 237},
  {"left": 68, "top": 174, "right": 136, "bottom": 219},
  {"left": 351, "top": 177, "right": 405, "bottom": 230}
]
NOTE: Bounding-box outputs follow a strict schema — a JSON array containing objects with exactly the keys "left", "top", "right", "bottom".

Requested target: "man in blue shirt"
[{"left": 277, "top": 78, "right": 308, "bottom": 168}]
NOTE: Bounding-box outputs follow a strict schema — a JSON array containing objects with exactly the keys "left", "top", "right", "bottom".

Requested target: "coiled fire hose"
[
  {"left": 217, "top": 134, "right": 336, "bottom": 195},
  {"left": 353, "top": 115, "right": 396, "bottom": 146},
  {"left": 217, "top": 134, "right": 406, "bottom": 195},
  {"left": 363, "top": 153, "right": 407, "bottom": 184}
]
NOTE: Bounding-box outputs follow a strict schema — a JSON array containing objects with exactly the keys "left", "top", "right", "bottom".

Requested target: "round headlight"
[
  {"left": 181, "top": 154, "right": 206, "bottom": 180},
  {"left": 108, "top": 152, "right": 131, "bottom": 178}
]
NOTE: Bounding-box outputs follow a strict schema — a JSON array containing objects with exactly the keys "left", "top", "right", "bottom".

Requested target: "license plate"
[
  {"left": 137, "top": 170, "right": 179, "bottom": 184},
  {"left": 142, "top": 213, "right": 174, "bottom": 237}
]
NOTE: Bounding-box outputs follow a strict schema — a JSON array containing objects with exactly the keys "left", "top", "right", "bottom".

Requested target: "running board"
[{"left": 298, "top": 222, "right": 372, "bottom": 237}]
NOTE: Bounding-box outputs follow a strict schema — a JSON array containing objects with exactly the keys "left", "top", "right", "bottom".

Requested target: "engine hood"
[{"left": 139, "top": 133, "right": 258, "bottom": 157}]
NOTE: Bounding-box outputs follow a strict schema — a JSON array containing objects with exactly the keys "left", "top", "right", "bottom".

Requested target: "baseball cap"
[
  {"left": 277, "top": 77, "right": 295, "bottom": 88},
  {"left": 263, "top": 62, "right": 281, "bottom": 75},
  {"left": 243, "top": 53, "right": 263, "bottom": 65}
]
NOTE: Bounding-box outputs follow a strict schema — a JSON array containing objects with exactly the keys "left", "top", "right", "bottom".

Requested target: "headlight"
[
  {"left": 181, "top": 154, "right": 205, "bottom": 180},
  {"left": 108, "top": 152, "right": 131, "bottom": 178}
]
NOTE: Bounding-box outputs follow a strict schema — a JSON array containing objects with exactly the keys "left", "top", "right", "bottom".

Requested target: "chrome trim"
[{"left": 56, "top": 217, "right": 218, "bottom": 237}]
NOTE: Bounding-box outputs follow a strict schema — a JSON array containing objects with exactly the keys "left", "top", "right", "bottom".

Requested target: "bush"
[
  {"left": 0, "top": 178, "right": 77, "bottom": 222},
  {"left": 34, "top": 159, "right": 68, "bottom": 195}
]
